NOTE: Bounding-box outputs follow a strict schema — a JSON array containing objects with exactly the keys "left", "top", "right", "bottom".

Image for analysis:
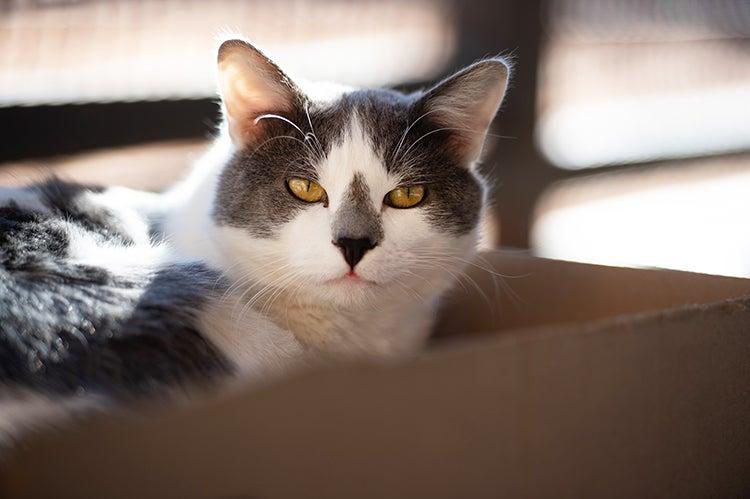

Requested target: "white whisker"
[
  {"left": 254, "top": 113, "right": 306, "bottom": 137},
  {"left": 392, "top": 109, "right": 440, "bottom": 163},
  {"left": 399, "top": 127, "right": 455, "bottom": 164}
]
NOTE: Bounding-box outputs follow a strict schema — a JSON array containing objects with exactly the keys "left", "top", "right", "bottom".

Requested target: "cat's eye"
[
  {"left": 287, "top": 177, "right": 327, "bottom": 204},
  {"left": 384, "top": 185, "right": 426, "bottom": 209}
]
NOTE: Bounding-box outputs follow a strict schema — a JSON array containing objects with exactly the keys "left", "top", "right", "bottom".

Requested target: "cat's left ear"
[
  {"left": 217, "top": 39, "right": 302, "bottom": 147},
  {"left": 419, "top": 58, "right": 511, "bottom": 165}
]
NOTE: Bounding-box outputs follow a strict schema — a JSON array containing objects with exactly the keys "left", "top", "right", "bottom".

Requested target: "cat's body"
[{"left": 0, "top": 39, "right": 510, "bottom": 439}]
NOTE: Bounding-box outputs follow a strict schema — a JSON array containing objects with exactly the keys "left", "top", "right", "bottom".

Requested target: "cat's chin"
[
  {"left": 319, "top": 273, "right": 379, "bottom": 306},
  {"left": 283, "top": 269, "right": 421, "bottom": 310}
]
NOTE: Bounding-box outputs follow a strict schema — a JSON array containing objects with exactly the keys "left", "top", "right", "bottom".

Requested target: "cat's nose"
[{"left": 333, "top": 237, "right": 376, "bottom": 269}]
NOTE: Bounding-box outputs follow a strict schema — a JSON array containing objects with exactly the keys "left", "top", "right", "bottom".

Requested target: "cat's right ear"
[{"left": 217, "top": 39, "right": 301, "bottom": 147}]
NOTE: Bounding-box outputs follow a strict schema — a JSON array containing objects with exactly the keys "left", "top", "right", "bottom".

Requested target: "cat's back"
[{"left": 0, "top": 179, "right": 230, "bottom": 397}]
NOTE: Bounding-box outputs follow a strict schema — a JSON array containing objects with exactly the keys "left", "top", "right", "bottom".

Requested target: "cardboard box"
[{"left": 1, "top": 251, "right": 749, "bottom": 498}]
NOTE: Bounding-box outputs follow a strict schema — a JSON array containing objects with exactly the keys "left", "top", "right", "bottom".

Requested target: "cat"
[{"left": 0, "top": 39, "right": 510, "bottom": 439}]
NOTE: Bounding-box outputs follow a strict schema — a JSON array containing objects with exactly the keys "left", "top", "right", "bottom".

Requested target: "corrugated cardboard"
[{"left": 2, "top": 251, "right": 749, "bottom": 498}]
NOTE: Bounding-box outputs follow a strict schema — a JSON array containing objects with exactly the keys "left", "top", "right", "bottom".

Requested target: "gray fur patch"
[
  {"left": 0, "top": 262, "right": 231, "bottom": 397},
  {"left": 213, "top": 101, "right": 334, "bottom": 238},
  {"left": 332, "top": 172, "right": 383, "bottom": 243},
  {"left": 349, "top": 90, "right": 484, "bottom": 235}
]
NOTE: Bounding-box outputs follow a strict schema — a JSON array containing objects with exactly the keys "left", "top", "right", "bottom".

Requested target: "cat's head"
[{"left": 210, "top": 39, "right": 509, "bottom": 308}]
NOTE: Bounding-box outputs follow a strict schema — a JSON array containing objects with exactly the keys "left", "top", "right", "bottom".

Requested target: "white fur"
[
  {"left": 63, "top": 188, "right": 177, "bottom": 276},
  {"left": 163, "top": 133, "right": 234, "bottom": 264}
]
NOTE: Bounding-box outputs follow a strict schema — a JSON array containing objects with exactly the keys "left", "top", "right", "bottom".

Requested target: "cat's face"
[{"left": 211, "top": 40, "right": 508, "bottom": 308}]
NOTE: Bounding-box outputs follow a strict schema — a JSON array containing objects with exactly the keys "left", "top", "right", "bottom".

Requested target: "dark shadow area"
[{"left": 0, "top": 100, "right": 221, "bottom": 162}]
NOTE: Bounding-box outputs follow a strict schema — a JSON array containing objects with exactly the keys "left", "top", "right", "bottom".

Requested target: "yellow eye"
[
  {"left": 385, "top": 185, "right": 426, "bottom": 209},
  {"left": 287, "top": 177, "right": 326, "bottom": 203}
]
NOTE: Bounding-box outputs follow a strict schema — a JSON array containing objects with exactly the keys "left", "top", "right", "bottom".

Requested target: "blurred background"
[{"left": 1, "top": 0, "right": 749, "bottom": 277}]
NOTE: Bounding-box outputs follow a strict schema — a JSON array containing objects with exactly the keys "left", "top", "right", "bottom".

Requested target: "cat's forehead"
[
  {"left": 311, "top": 88, "right": 415, "bottom": 157},
  {"left": 309, "top": 88, "right": 418, "bottom": 194},
  {"left": 315, "top": 111, "right": 395, "bottom": 208},
  {"left": 310, "top": 90, "right": 410, "bottom": 202}
]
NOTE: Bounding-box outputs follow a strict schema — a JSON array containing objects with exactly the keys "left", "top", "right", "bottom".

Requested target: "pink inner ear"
[
  {"left": 428, "top": 77, "right": 508, "bottom": 163},
  {"left": 218, "top": 49, "right": 295, "bottom": 146},
  {"left": 425, "top": 102, "right": 498, "bottom": 165}
]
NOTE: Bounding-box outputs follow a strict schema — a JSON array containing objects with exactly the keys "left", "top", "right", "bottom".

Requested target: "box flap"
[{"left": 435, "top": 250, "right": 750, "bottom": 336}]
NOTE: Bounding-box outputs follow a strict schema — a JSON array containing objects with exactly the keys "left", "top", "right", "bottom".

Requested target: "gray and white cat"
[{"left": 0, "top": 39, "right": 509, "bottom": 437}]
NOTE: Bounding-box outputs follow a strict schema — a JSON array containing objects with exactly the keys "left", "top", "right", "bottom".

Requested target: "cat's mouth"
[{"left": 327, "top": 271, "right": 376, "bottom": 286}]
